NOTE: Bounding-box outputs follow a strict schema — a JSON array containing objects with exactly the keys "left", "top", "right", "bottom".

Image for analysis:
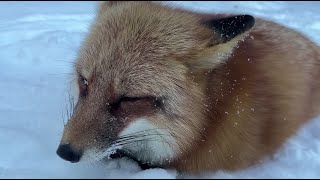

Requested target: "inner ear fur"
[{"left": 188, "top": 15, "right": 255, "bottom": 71}]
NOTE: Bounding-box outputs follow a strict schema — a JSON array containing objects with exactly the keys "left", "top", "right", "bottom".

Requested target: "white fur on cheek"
[{"left": 118, "top": 118, "right": 176, "bottom": 164}]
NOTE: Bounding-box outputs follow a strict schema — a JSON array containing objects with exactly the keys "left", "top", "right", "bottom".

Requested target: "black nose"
[{"left": 56, "top": 144, "right": 82, "bottom": 163}]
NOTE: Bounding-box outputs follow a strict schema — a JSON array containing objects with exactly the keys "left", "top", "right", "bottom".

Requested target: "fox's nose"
[{"left": 56, "top": 144, "right": 82, "bottom": 163}]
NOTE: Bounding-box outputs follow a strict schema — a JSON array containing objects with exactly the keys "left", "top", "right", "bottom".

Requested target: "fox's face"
[{"left": 56, "top": 1, "right": 255, "bottom": 166}]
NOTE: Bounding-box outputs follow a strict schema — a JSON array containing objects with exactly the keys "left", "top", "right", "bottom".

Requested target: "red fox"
[{"left": 56, "top": 1, "right": 320, "bottom": 174}]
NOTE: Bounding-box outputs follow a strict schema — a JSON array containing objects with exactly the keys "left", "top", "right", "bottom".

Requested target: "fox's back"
[{"left": 173, "top": 16, "right": 320, "bottom": 172}]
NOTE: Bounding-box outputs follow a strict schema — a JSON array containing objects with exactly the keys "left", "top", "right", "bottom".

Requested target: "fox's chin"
[{"left": 109, "top": 149, "right": 160, "bottom": 170}]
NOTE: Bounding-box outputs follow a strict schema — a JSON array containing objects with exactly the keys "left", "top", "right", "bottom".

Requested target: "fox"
[{"left": 56, "top": 1, "right": 320, "bottom": 174}]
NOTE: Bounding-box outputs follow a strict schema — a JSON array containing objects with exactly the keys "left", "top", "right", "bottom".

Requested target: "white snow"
[{"left": 0, "top": 1, "right": 319, "bottom": 179}]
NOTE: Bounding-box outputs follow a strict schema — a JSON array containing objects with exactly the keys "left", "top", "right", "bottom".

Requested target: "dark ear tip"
[
  {"left": 202, "top": 14, "right": 256, "bottom": 44},
  {"left": 242, "top": 15, "right": 255, "bottom": 29}
]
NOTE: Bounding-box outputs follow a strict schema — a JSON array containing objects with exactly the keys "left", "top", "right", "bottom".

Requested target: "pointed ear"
[
  {"left": 189, "top": 15, "right": 255, "bottom": 70},
  {"left": 204, "top": 15, "right": 255, "bottom": 45}
]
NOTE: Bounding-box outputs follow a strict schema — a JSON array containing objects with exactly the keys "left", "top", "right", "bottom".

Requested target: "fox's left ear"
[
  {"left": 190, "top": 15, "right": 255, "bottom": 70},
  {"left": 97, "top": 1, "right": 128, "bottom": 17},
  {"left": 204, "top": 15, "right": 255, "bottom": 45}
]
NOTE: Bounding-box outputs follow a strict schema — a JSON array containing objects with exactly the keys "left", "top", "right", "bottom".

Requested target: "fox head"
[{"left": 56, "top": 1, "right": 255, "bottom": 166}]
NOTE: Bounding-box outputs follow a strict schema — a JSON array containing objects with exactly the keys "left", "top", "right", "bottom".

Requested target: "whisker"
[
  {"left": 46, "top": 72, "right": 75, "bottom": 76},
  {"left": 65, "top": 99, "right": 69, "bottom": 122},
  {"left": 115, "top": 134, "right": 167, "bottom": 144},
  {"left": 114, "top": 133, "right": 180, "bottom": 151},
  {"left": 90, "top": 137, "right": 176, "bottom": 165},
  {"left": 68, "top": 93, "right": 73, "bottom": 119},
  {"left": 116, "top": 128, "right": 179, "bottom": 138},
  {"left": 62, "top": 108, "right": 66, "bottom": 127},
  {"left": 54, "top": 59, "right": 76, "bottom": 64},
  {"left": 115, "top": 138, "right": 176, "bottom": 148},
  {"left": 116, "top": 131, "right": 185, "bottom": 142},
  {"left": 115, "top": 134, "right": 173, "bottom": 143},
  {"left": 54, "top": 59, "right": 90, "bottom": 74}
]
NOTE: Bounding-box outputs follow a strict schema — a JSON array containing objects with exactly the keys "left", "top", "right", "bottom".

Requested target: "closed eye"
[
  {"left": 108, "top": 96, "right": 163, "bottom": 116},
  {"left": 109, "top": 96, "right": 145, "bottom": 110}
]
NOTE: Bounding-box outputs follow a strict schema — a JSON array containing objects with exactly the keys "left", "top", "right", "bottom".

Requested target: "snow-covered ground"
[{"left": 0, "top": 1, "right": 319, "bottom": 178}]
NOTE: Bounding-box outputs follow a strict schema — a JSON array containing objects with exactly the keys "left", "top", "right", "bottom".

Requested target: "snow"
[{"left": 0, "top": 1, "right": 319, "bottom": 179}]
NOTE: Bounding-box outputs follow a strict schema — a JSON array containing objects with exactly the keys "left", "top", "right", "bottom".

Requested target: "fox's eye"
[
  {"left": 83, "top": 78, "right": 88, "bottom": 86},
  {"left": 109, "top": 96, "right": 163, "bottom": 117},
  {"left": 78, "top": 75, "right": 88, "bottom": 97}
]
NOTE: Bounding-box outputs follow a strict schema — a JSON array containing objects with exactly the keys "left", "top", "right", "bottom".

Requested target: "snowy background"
[{"left": 0, "top": 1, "right": 319, "bottom": 178}]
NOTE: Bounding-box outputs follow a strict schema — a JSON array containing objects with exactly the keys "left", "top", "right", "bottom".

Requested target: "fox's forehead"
[
  {"left": 76, "top": 1, "right": 212, "bottom": 73},
  {"left": 74, "top": 2, "right": 210, "bottom": 96}
]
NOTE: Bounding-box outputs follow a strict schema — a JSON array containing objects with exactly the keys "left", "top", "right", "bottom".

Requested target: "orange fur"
[{"left": 57, "top": 1, "right": 320, "bottom": 174}]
